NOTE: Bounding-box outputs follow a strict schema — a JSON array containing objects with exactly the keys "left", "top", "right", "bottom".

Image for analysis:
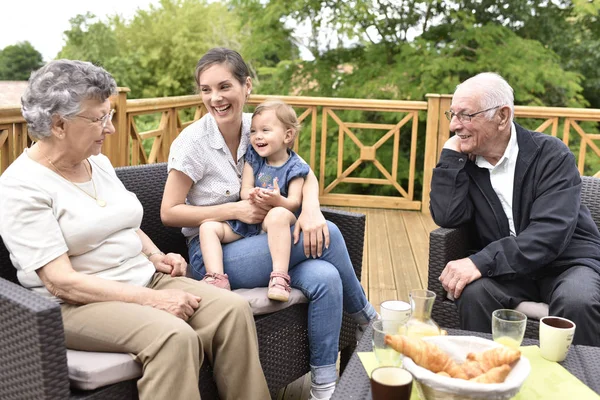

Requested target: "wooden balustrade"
[{"left": 1, "top": 89, "right": 599, "bottom": 212}]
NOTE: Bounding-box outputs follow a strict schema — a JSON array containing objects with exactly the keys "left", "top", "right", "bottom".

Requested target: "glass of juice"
[
  {"left": 492, "top": 309, "right": 527, "bottom": 349},
  {"left": 372, "top": 320, "right": 404, "bottom": 367}
]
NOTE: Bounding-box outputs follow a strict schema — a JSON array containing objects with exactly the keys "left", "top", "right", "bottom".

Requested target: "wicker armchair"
[
  {"left": 428, "top": 175, "right": 600, "bottom": 339},
  {"left": 0, "top": 162, "right": 365, "bottom": 400}
]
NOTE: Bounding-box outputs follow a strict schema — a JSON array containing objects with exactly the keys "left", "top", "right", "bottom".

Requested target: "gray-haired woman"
[{"left": 0, "top": 59, "right": 269, "bottom": 400}]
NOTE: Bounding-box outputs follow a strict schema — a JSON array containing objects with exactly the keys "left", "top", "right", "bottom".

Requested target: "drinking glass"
[
  {"left": 492, "top": 309, "right": 527, "bottom": 349},
  {"left": 372, "top": 320, "right": 405, "bottom": 367}
]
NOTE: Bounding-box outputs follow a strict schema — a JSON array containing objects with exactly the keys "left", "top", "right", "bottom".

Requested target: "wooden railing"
[{"left": 1, "top": 90, "right": 600, "bottom": 212}]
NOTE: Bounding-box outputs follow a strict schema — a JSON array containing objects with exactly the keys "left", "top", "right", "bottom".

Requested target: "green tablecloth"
[{"left": 358, "top": 345, "right": 599, "bottom": 399}]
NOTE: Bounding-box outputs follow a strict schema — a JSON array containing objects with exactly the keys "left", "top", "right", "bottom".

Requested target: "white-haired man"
[{"left": 430, "top": 72, "right": 600, "bottom": 346}]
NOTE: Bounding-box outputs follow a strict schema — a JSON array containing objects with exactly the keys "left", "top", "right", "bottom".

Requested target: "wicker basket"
[{"left": 403, "top": 336, "right": 531, "bottom": 400}]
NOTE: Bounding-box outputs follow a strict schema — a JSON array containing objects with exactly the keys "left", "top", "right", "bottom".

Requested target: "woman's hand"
[
  {"left": 151, "top": 252, "right": 188, "bottom": 277},
  {"left": 294, "top": 207, "right": 330, "bottom": 258},
  {"left": 146, "top": 289, "right": 202, "bottom": 321},
  {"left": 235, "top": 199, "right": 269, "bottom": 224}
]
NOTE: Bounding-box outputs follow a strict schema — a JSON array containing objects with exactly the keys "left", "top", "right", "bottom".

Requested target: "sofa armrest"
[
  {"left": 321, "top": 207, "right": 365, "bottom": 281},
  {"left": 0, "top": 277, "right": 70, "bottom": 399},
  {"left": 427, "top": 226, "right": 472, "bottom": 300}
]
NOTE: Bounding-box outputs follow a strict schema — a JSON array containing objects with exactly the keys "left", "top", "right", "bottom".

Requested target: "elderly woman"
[{"left": 0, "top": 60, "right": 270, "bottom": 400}]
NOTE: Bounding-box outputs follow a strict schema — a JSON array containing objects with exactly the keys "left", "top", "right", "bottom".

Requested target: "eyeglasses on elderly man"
[{"left": 444, "top": 105, "right": 501, "bottom": 123}]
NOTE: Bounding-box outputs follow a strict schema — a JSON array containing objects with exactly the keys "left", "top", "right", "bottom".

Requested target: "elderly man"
[{"left": 430, "top": 72, "right": 600, "bottom": 346}]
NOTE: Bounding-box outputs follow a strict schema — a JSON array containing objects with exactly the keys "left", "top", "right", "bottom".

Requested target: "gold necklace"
[{"left": 38, "top": 147, "right": 107, "bottom": 207}]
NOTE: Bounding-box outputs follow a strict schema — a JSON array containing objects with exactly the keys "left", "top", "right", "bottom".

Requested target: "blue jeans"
[{"left": 188, "top": 221, "right": 376, "bottom": 385}]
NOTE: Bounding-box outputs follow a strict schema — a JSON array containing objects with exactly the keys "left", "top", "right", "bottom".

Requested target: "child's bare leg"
[
  {"left": 199, "top": 221, "right": 241, "bottom": 290},
  {"left": 262, "top": 207, "right": 297, "bottom": 273},
  {"left": 263, "top": 207, "right": 296, "bottom": 301}
]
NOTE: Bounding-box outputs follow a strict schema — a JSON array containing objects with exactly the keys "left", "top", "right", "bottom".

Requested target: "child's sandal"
[
  {"left": 268, "top": 271, "right": 291, "bottom": 302},
  {"left": 202, "top": 272, "right": 231, "bottom": 290}
]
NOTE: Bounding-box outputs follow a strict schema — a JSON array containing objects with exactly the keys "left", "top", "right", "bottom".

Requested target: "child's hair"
[{"left": 252, "top": 100, "right": 301, "bottom": 147}]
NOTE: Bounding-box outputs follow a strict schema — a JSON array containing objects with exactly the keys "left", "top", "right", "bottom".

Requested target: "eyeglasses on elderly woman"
[
  {"left": 72, "top": 109, "right": 116, "bottom": 128},
  {"left": 444, "top": 105, "right": 501, "bottom": 123}
]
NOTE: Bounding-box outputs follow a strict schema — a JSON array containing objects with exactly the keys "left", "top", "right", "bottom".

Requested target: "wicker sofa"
[
  {"left": 0, "top": 162, "right": 366, "bottom": 400},
  {"left": 428, "top": 175, "right": 600, "bottom": 339}
]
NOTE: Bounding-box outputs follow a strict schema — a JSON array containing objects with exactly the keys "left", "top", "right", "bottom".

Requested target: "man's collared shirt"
[{"left": 475, "top": 123, "right": 519, "bottom": 236}]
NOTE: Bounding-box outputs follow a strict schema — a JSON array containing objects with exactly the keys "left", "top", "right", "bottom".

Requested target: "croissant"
[
  {"left": 384, "top": 334, "right": 468, "bottom": 380},
  {"left": 469, "top": 364, "right": 511, "bottom": 384},
  {"left": 460, "top": 360, "right": 486, "bottom": 379},
  {"left": 465, "top": 346, "right": 521, "bottom": 372}
]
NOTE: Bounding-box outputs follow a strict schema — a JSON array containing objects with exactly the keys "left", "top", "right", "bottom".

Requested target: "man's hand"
[
  {"left": 439, "top": 257, "right": 482, "bottom": 299},
  {"left": 443, "top": 134, "right": 476, "bottom": 161},
  {"left": 146, "top": 289, "right": 202, "bottom": 321},
  {"left": 294, "top": 206, "right": 330, "bottom": 258},
  {"left": 443, "top": 135, "right": 462, "bottom": 152},
  {"left": 152, "top": 252, "right": 188, "bottom": 277}
]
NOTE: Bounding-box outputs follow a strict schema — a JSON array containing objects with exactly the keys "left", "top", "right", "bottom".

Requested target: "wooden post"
[
  {"left": 164, "top": 107, "right": 178, "bottom": 162},
  {"left": 437, "top": 95, "right": 453, "bottom": 156},
  {"left": 422, "top": 94, "right": 441, "bottom": 214},
  {"left": 105, "top": 87, "right": 130, "bottom": 167}
]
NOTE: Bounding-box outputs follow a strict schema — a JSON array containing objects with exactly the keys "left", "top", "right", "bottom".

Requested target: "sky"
[{"left": 0, "top": 0, "right": 160, "bottom": 61}]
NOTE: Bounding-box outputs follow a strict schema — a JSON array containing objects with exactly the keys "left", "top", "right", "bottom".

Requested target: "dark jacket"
[{"left": 430, "top": 123, "right": 600, "bottom": 279}]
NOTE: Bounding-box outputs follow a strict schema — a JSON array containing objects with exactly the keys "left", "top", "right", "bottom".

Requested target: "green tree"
[
  {"left": 58, "top": 0, "right": 299, "bottom": 99},
  {"left": 0, "top": 41, "right": 44, "bottom": 80}
]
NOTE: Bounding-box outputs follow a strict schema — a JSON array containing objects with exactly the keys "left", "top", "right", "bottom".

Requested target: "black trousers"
[{"left": 455, "top": 265, "right": 600, "bottom": 346}]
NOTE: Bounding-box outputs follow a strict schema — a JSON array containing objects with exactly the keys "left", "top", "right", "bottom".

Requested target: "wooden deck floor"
[{"left": 278, "top": 208, "right": 438, "bottom": 400}]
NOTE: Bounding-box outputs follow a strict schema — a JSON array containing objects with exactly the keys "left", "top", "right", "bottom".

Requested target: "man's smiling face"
[{"left": 449, "top": 89, "right": 502, "bottom": 157}]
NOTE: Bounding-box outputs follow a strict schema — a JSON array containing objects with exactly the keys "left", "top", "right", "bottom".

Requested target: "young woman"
[{"left": 161, "top": 47, "right": 377, "bottom": 400}]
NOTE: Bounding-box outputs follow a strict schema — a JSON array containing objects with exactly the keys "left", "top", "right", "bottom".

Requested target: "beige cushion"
[
  {"left": 66, "top": 350, "right": 141, "bottom": 390},
  {"left": 446, "top": 293, "right": 549, "bottom": 321},
  {"left": 515, "top": 301, "right": 549, "bottom": 320},
  {"left": 66, "top": 287, "right": 307, "bottom": 389},
  {"left": 234, "top": 287, "right": 308, "bottom": 315}
]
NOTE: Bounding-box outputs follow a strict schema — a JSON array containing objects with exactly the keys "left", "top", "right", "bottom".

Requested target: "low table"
[{"left": 332, "top": 326, "right": 600, "bottom": 399}]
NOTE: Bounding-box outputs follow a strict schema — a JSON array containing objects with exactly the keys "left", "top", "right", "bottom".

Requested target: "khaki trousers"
[{"left": 61, "top": 273, "right": 270, "bottom": 400}]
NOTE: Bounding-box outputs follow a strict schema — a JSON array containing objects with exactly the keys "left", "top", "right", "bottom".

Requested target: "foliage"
[
  {"left": 229, "top": 0, "right": 598, "bottom": 194},
  {"left": 59, "top": 0, "right": 274, "bottom": 98},
  {"left": 55, "top": 0, "right": 600, "bottom": 188},
  {"left": 0, "top": 41, "right": 44, "bottom": 80}
]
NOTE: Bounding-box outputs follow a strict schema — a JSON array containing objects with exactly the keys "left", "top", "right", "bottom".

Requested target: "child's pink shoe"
[
  {"left": 202, "top": 272, "right": 231, "bottom": 290},
  {"left": 268, "top": 271, "right": 291, "bottom": 302}
]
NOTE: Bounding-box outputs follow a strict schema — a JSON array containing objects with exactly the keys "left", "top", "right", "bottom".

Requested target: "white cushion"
[
  {"left": 515, "top": 301, "right": 549, "bottom": 320},
  {"left": 66, "top": 350, "right": 141, "bottom": 390},
  {"left": 234, "top": 287, "right": 308, "bottom": 315},
  {"left": 66, "top": 287, "right": 307, "bottom": 389}
]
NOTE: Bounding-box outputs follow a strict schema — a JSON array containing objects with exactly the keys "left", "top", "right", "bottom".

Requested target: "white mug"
[
  {"left": 380, "top": 300, "right": 411, "bottom": 324},
  {"left": 539, "top": 316, "right": 576, "bottom": 362}
]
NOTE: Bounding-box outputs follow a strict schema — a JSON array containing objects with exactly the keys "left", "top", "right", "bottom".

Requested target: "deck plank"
[
  {"left": 402, "top": 210, "right": 432, "bottom": 286},
  {"left": 383, "top": 209, "right": 423, "bottom": 303}
]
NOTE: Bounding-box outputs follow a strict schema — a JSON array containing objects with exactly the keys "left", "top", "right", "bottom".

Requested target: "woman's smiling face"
[{"left": 197, "top": 63, "right": 251, "bottom": 130}]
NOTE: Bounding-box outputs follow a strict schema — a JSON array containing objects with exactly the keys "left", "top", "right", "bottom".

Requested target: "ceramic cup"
[
  {"left": 539, "top": 316, "right": 576, "bottom": 362},
  {"left": 380, "top": 300, "right": 411, "bottom": 324},
  {"left": 370, "top": 367, "right": 413, "bottom": 400}
]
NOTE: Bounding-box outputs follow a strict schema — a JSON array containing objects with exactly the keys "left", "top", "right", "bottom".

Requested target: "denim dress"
[{"left": 227, "top": 145, "right": 309, "bottom": 237}]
